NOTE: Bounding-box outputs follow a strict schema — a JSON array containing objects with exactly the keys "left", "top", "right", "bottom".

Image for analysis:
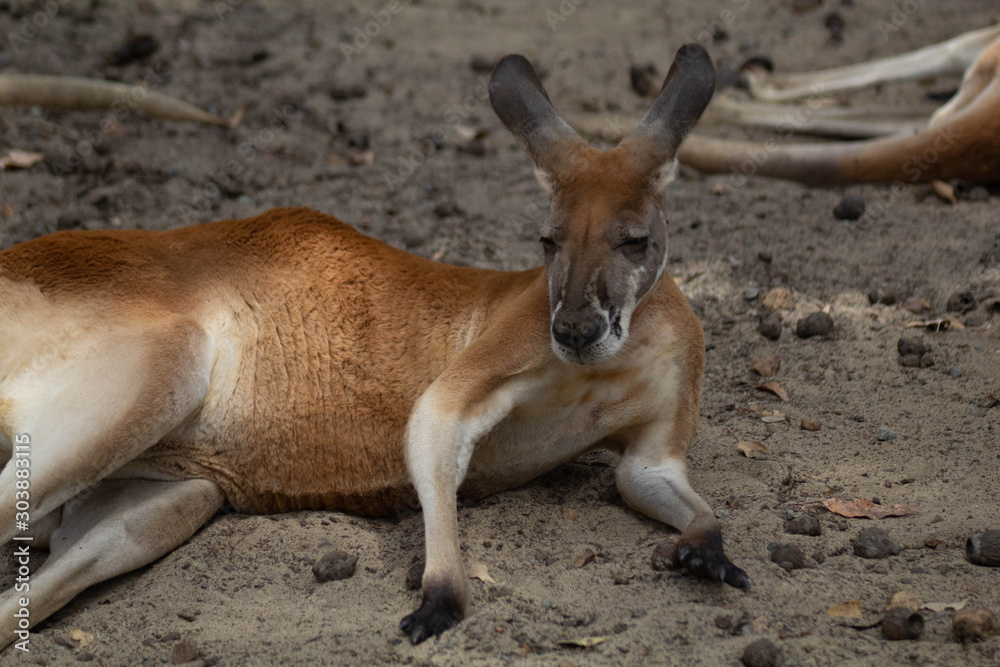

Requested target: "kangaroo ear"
[
  {"left": 490, "top": 55, "right": 586, "bottom": 192},
  {"left": 620, "top": 44, "right": 716, "bottom": 186}
]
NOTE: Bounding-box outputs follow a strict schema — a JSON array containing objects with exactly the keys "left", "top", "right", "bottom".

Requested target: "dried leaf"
[
  {"left": 906, "top": 317, "right": 964, "bottom": 332},
  {"left": 756, "top": 381, "right": 789, "bottom": 402},
  {"left": 574, "top": 549, "right": 596, "bottom": 568},
  {"left": 750, "top": 355, "right": 781, "bottom": 376},
  {"left": 823, "top": 497, "right": 913, "bottom": 520},
  {"left": 931, "top": 179, "right": 957, "bottom": 204},
  {"left": 558, "top": 636, "right": 608, "bottom": 648},
  {"left": 761, "top": 410, "right": 786, "bottom": 423},
  {"left": 0, "top": 149, "right": 45, "bottom": 170},
  {"left": 469, "top": 561, "right": 496, "bottom": 584},
  {"left": 762, "top": 287, "right": 791, "bottom": 312},
  {"left": 738, "top": 440, "right": 770, "bottom": 458},
  {"left": 922, "top": 600, "right": 968, "bottom": 613},
  {"left": 828, "top": 600, "right": 863, "bottom": 619},
  {"left": 70, "top": 628, "right": 95, "bottom": 647},
  {"left": 888, "top": 591, "right": 921, "bottom": 611}
]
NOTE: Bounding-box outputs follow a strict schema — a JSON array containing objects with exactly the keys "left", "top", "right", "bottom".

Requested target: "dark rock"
[
  {"left": 629, "top": 63, "right": 659, "bottom": 98},
  {"left": 759, "top": 312, "right": 782, "bottom": 341},
  {"left": 897, "top": 338, "right": 928, "bottom": 357},
  {"left": 946, "top": 291, "right": 976, "bottom": 313},
  {"left": 833, "top": 195, "right": 865, "bottom": 220},
  {"left": 744, "top": 287, "right": 760, "bottom": 301},
  {"left": 953, "top": 607, "right": 1000, "bottom": 642},
  {"left": 768, "top": 543, "right": 807, "bottom": 570},
  {"left": 312, "top": 550, "right": 358, "bottom": 582},
  {"left": 882, "top": 607, "right": 924, "bottom": 640},
  {"left": 469, "top": 54, "right": 496, "bottom": 73},
  {"left": 824, "top": 11, "right": 846, "bottom": 42},
  {"left": 757, "top": 251, "right": 773, "bottom": 263},
  {"left": 786, "top": 514, "right": 822, "bottom": 536},
  {"left": 852, "top": 527, "right": 900, "bottom": 559},
  {"left": 795, "top": 311, "right": 834, "bottom": 338},
  {"left": 966, "top": 186, "right": 990, "bottom": 201},
  {"left": 741, "top": 637, "right": 780, "bottom": 667},
  {"left": 109, "top": 35, "right": 159, "bottom": 66},
  {"left": 433, "top": 200, "right": 461, "bottom": 218},
  {"left": 868, "top": 284, "right": 899, "bottom": 306},
  {"left": 405, "top": 561, "right": 424, "bottom": 590},
  {"left": 57, "top": 211, "right": 82, "bottom": 230},
  {"left": 330, "top": 84, "right": 367, "bottom": 101},
  {"left": 170, "top": 639, "right": 199, "bottom": 664},
  {"left": 651, "top": 541, "right": 674, "bottom": 571},
  {"left": 899, "top": 354, "right": 934, "bottom": 368},
  {"left": 966, "top": 530, "right": 1000, "bottom": 567}
]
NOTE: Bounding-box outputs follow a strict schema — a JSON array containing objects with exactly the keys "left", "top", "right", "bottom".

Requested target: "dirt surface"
[{"left": 2, "top": 1, "right": 1000, "bottom": 665}]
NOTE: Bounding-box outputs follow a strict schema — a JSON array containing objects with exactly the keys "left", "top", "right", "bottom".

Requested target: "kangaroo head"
[{"left": 489, "top": 45, "right": 716, "bottom": 365}]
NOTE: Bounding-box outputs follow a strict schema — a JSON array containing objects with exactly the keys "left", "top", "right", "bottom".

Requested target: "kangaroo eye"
[{"left": 540, "top": 236, "right": 558, "bottom": 252}]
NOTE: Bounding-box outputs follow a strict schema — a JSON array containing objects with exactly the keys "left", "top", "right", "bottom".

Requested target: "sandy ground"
[{"left": 1, "top": 0, "right": 999, "bottom": 665}]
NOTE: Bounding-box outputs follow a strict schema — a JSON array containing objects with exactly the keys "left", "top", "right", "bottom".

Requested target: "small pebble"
[
  {"left": 966, "top": 530, "right": 1000, "bottom": 567},
  {"left": 795, "top": 311, "right": 834, "bottom": 338},
  {"left": 800, "top": 419, "right": 821, "bottom": 431},
  {"left": 768, "top": 543, "right": 807, "bottom": 570},
  {"left": 170, "top": 639, "right": 199, "bottom": 664},
  {"left": 759, "top": 312, "right": 782, "bottom": 341},
  {"left": 786, "top": 514, "right": 822, "bottom": 536},
  {"left": 902, "top": 296, "right": 929, "bottom": 314},
  {"left": 469, "top": 54, "right": 496, "bottom": 73},
  {"left": 953, "top": 607, "right": 1000, "bottom": 642},
  {"left": 651, "top": 541, "right": 674, "bottom": 571},
  {"left": 744, "top": 287, "right": 760, "bottom": 301},
  {"left": 312, "top": 549, "right": 358, "bottom": 582},
  {"left": 966, "top": 186, "right": 990, "bottom": 201},
  {"left": 946, "top": 291, "right": 976, "bottom": 313},
  {"left": 629, "top": 62, "right": 660, "bottom": 97},
  {"left": 852, "top": 527, "right": 900, "bottom": 559},
  {"left": 899, "top": 354, "right": 934, "bottom": 368},
  {"left": 948, "top": 366, "right": 963, "bottom": 378},
  {"left": 877, "top": 427, "right": 896, "bottom": 442},
  {"left": 741, "top": 637, "right": 780, "bottom": 667},
  {"left": 867, "top": 284, "right": 898, "bottom": 306},
  {"left": 897, "top": 338, "right": 928, "bottom": 357},
  {"left": 833, "top": 194, "right": 865, "bottom": 221},
  {"left": 405, "top": 561, "right": 424, "bottom": 590},
  {"left": 881, "top": 607, "right": 924, "bottom": 640}
]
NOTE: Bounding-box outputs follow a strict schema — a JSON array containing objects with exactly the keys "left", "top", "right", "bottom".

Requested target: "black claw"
[
  {"left": 675, "top": 539, "right": 750, "bottom": 590},
  {"left": 399, "top": 596, "right": 463, "bottom": 644}
]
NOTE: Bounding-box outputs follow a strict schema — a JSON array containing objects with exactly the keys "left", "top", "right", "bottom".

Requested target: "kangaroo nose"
[{"left": 552, "top": 317, "right": 606, "bottom": 350}]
